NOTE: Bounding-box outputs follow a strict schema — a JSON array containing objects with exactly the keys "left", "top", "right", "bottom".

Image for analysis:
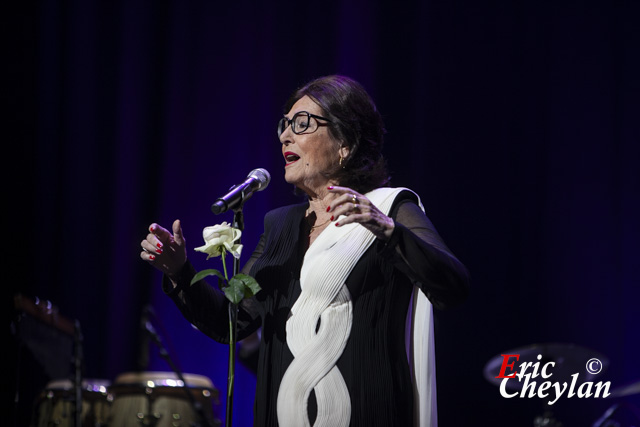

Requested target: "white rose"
[{"left": 194, "top": 222, "right": 243, "bottom": 259}]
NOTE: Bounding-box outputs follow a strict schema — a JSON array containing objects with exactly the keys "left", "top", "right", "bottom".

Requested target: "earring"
[{"left": 339, "top": 156, "right": 345, "bottom": 168}]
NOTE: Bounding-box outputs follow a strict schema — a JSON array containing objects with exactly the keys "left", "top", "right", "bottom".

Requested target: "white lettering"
[
  {"left": 531, "top": 354, "right": 543, "bottom": 378},
  {"left": 541, "top": 361, "right": 555, "bottom": 379},
  {"left": 549, "top": 381, "right": 567, "bottom": 405},
  {"left": 568, "top": 373, "right": 579, "bottom": 398},
  {"left": 497, "top": 358, "right": 611, "bottom": 406},
  {"left": 593, "top": 382, "right": 611, "bottom": 398},
  {"left": 520, "top": 375, "right": 537, "bottom": 398},
  {"left": 517, "top": 361, "right": 533, "bottom": 381},
  {"left": 577, "top": 381, "right": 593, "bottom": 398},
  {"left": 537, "top": 381, "right": 551, "bottom": 398},
  {"left": 500, "top": 378, "right": 519, "bottom": 398}
]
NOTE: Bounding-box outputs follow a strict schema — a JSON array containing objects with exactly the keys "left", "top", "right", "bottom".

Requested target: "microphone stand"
[
  {"left": 226, "top": 207, "right": 243, "bottom": 427},
  {"left": 144, "top": 320, "right": 212, "bottom": 427}
]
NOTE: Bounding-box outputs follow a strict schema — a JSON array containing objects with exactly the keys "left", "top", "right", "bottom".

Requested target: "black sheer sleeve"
[
  {"left": 378, "top": 199, "right": 470, "bottom": 309},
  {"left": 161, "top": 233, "right": 266, "bottom": 344}
]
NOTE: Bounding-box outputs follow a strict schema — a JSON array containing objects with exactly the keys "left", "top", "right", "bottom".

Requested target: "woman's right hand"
[{"left": 140, "top": 219, "right": 187, "bottom": 280}]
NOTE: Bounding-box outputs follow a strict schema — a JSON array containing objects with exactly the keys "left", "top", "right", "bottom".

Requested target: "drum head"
[
  {"left": 108, "top": 371, "right": 220, "bottom": 427},
  {"left": 33, "top": 379, "right": 112, "bottom": 427}
]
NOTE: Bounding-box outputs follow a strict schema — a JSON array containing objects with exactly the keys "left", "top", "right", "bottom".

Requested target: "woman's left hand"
[{"left": 327, "top": 186, "right": 395, "bottom": 241}]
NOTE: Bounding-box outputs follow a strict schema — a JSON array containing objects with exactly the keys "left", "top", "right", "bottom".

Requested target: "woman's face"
[{"left": 279, "top": 95, "right": 347, "bottom": 195}]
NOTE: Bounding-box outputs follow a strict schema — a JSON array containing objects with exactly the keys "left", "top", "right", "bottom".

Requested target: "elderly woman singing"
[{"left": 141, "top": 75, "right": 470, "bottom": 427}]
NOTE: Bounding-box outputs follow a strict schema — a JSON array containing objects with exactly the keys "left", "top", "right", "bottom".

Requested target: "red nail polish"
[
  {"left": 149, "top": 255, "right": 156, "bottom": 260},
  {"left": 326, "top": 206, "right": 331, "bottom": 212},
  {"left": 327, "top": 186, "right": 334, "bottom": 190},
  {"left": 156, "top": 248, "right": 163, "bottom": 254},
  {"left": 149, "top": 225, "right": 155, "bottom": 232},
  {"left": 335, "top": 222, "right": 340, "bottom": 226},
  {"left": 330, "top": 216, "right": 334, "bottom": 221},
  {"left": 157, "top": 243, "right": 163, "bottom": 248}
]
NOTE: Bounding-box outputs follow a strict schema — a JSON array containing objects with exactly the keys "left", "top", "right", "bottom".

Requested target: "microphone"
[{"left": 211, "top": 168, "right": 271, "bottom": 214}]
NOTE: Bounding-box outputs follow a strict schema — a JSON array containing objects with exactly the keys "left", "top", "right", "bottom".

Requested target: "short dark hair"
[{"left": 284, "top": 75, "right": 390, "bottom": 194}]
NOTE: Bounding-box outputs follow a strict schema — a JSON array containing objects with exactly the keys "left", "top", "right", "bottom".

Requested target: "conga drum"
[
  {"left": 32, "top": 378, "right": 112, "bottom": 427},
  {"left": 108, "top": 371, "right": 220, "bottom": 426}
]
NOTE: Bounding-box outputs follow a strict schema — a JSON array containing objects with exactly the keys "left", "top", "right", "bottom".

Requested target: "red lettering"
[{"left": 495, "top": 354, "right": 520, "bottom": 379}]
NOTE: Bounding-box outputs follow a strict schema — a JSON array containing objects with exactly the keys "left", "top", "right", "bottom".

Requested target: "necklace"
[
  {"left": 309, "top": 218, "right": 331, "bottom": 232},
  {"left": 306, "top": 203, "right": 331, "bottom": 233}
]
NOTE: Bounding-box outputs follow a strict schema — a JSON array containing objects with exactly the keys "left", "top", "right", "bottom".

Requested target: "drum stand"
[{"left": 143, "top": 318, "right": 213, "bottom": 427}]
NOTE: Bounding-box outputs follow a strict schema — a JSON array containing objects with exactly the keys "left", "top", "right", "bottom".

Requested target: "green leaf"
[
  {"left": 190, "top": 269, "right": 226, "bottom": 286},
  {"left": 223, "top": 274, "right": 262, "bottom": 304},
  {"left": 223, "top": 280, "right": 245, "bottom": 304},
  {"left": 233, "top": 273, "right": 262, "bottom": 297}
]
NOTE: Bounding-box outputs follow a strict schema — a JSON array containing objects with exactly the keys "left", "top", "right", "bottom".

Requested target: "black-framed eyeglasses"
[{"left": 277, "top": 111, "right": 333, "bottom": 137}]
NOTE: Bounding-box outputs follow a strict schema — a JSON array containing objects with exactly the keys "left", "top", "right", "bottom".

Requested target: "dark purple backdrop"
[{"left": 10, "top": 1, "right": 640, "bottom": 426}]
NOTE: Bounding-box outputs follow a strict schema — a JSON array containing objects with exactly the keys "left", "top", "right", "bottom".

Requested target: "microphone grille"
[{"left": 248, "top": 168, "right": 271, "bottom": 191}]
